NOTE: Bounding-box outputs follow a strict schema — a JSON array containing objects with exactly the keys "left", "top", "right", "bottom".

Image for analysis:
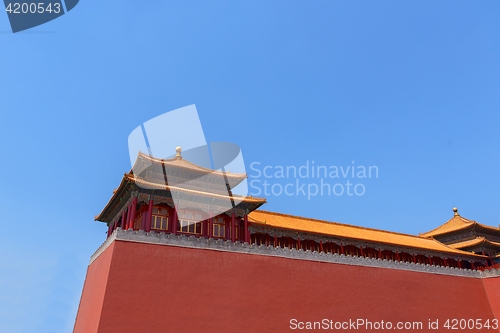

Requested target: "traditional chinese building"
[
  {"left": 95, "top": 149, "right": 265, "bottom": 243},
  {"left": 420, "top": 208, "right": 500, "bottom": 260},
  {"left": 73, "top": 149, "right": 500, "bottom": 333}
]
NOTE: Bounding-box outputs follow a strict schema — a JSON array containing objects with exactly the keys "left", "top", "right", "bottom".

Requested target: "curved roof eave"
[{"left": 248, "top": 210, "right": 486, "bottom": 258}]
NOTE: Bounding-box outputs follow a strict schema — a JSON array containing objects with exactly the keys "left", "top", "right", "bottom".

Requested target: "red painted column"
[
  {"left": 360, "top": 246, "right": 364, "bottom": 257},
  {"left": 297, "top": 238, "right": 301, "bottom": 250},
  {"left": 140, "top": 209, "right": 145, "bottom": 230},
  {"left": 202, "top": 219, "right": 207, "bottom": 237},
  {"left": 172, "top": 206, "right": 178, "bottom": 235},
  {"left": 142, "top": 207, "right": 149, "bottom": 231},
  {"left": 231, "top": 210, "right": 236, "bottom": 243},
  {"left": 396, "top": 251, "right": 400, "bottom": 262},
  {"left": 239, "top": 218, "right": 243, "bottom": 242},
  {"left": 121, "top": 209, "right": 127, "bottom": 229},
  {"left": 340, "top": 244, "right": 344, "bottom": 255},
  {"left": 319, "top": 241, "right": 323, "bottom": 253},
  {"left": 128, "top": 197, "right": 137, "bottom": 230},
  {"left": 125, "top": 203, "right": 131, "bottom": 230},
  {"left": 208, "top": 209, "right": 213, "bottom": 238},
  {"left": 167, "top": 207, "right": 173, "bottom": 232},
  {"left": 126, "top": 203, "right": 132, "bottom": 230},
  {"left": 274, "top": 235, "right": 277, "bottom": 247},
  {"left": 129, "top": 201, "right": 134, "bottom": 230},
  {"left": 146, "top": 200, "right": 153, "bottom": 232},
  {"left": 244, "top": 214, "right": 249, "bottom": 243}
]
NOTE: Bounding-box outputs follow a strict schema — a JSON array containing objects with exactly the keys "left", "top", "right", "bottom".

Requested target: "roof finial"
[
  {"left": 175, "top": 146, "right": 182, "bottom": 159},
  {"left": 452, "top": 207, "right": 458, "bottom": 216}
]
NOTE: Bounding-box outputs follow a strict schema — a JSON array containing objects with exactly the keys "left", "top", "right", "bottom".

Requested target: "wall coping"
[{"left": 89, "top": 228, "right": 500, "bottom": 279}]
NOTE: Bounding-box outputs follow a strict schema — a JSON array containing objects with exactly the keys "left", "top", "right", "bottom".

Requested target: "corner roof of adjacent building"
[{"left": 420, "top": 208, "right": 500, "bottom": 238}]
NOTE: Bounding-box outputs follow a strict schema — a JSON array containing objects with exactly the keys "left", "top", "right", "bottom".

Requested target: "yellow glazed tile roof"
[
  {"left": 448, "top": 237, "right": 500, "bottom": 250},
  {"left": 248, "top": 210, "right": 482, "bottom": 256},
  {"left": 420, "top": 210, "right": 500, "bottom": 238},
  {"left": 95, "top": 174, "right": 267, "bottom": 222}
]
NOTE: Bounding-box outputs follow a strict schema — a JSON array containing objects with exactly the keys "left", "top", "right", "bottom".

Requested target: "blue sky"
[{"left": 1, "top": 1, "right": 500, "bottom": 332}]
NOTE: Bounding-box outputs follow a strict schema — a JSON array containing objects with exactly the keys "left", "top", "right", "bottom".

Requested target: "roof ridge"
[
  {"left": 136, "top": 151, "right": 247, "bottom": 178},
  {"left": 419, "top": 215, "right": 474, "bottom": 237},
  {"left": 459, "top": 216, "right": 474, "bottom": 223},
  {"left": 254, "top": 209, "right": 430, "bottom": 240},
  {"left": 473, "top": 221, "right": 500, "bottom": 231},
  {"left": 421, "top": 215, "right": 500, "bottom": 237}
]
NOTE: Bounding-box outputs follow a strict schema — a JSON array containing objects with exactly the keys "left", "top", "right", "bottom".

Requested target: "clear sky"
[{"left": 1, "top": 1, "right": 500, "bottom": 332}]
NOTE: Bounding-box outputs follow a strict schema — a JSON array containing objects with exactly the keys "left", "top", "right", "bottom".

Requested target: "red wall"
[
  {"left": 483, "top": 277, "right": 500, "bottom": 332},
  {"left": 73, "top": 242, "right": 115, "bottom": 333},
  {"left": 75, "top": 241, "right": 498, "bottom": 333}
]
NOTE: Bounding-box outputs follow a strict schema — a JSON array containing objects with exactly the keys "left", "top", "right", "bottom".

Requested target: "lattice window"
[
  {"left": 178, "top": 211, "right": 203, "bottom": 235},
  {"left": 213, "top": 217, "right": 225, "bottom": 237},
  {"left": 152, "top": 207, "right": 169, "bottom": 230}
]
